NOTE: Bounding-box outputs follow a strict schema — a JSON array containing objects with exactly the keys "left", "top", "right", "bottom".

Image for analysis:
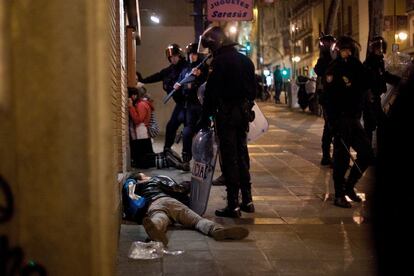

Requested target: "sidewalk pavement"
[{"left": 117, "top": 102, "right": 376, "bottom": 276}]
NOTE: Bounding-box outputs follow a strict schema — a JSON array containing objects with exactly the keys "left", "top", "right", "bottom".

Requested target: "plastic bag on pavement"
[{"left": 128, "top": 241, "right": 184, "bottom": 260}]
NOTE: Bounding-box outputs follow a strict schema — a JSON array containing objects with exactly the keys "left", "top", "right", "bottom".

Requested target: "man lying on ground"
[{"left": 123, "top": 172, "right": 249, "bottom": 246}]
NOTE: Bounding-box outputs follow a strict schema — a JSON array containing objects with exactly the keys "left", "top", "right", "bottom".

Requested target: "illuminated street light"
[
  {"left": 292, "top": 56, "right": 301, "bottom": 63},
  {"left": 229, "top": 26, "right": 237, "bottom": 34},
  {"left": 150, "top": 14, "right": 160, "bottom": 24},
  {"left": 397, "top": 31, "right": 408, "bottom": 41},
  {"left": 141, "top": 9, "right": 160, "bottom": 24}
]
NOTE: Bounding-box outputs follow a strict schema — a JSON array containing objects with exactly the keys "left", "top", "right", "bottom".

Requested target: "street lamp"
[
  {"left": 397, "top": 31, "right": 408, "bottom": 41},
  {"left": 229, "top": 26, "right": 238, "bottom": 34},
  {"left": 140, "top": 9, "right": 160, "bottom": 24},
  {"left": 150, "top": 15, "right": 160, "bottom": 24}
]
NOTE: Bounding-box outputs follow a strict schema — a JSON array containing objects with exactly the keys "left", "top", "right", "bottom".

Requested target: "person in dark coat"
[
  {"left": 314, "top": 34, "right": 336, "bottom": 166},
  {"left": 172, "top": 42, "right": 208, "bottom": 167},
  {"left": 139, "top": 44, "right": 190, "bottom": 170},
  {"left": 323, "top": 36, "right": 373, "bottom": 208},
  {"left": 273, "top": 65, "right": 283, "bottom": 103},
  {"left": 198, "top": 26, "right": 256, "bottom": 218},
  {"left": 362, "top": 36, "right": 400, "bottom": 147}
]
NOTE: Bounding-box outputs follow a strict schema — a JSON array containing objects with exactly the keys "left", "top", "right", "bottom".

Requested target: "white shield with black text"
[{"left": 189, "top": 127, "right": 218, "bottom": 215}]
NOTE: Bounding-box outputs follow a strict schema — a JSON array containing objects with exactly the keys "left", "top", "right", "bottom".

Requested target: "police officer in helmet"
[
  {"left": 172, "top": 42, "right": 208, "bottom": 167},
  {"left": 324, "top": 36, "right": 373, "bottom": 208},
  {"left": 363, "top": 36, "right": 400, "bottom": 147},
  {"left": 139, "top": 43, "right": 190, "bottom": 170},
  {"left": 314, "top": 34, "right": 336, "bottom": 166},
  {"left": 198, "top": 26, "right": 256, "bottom": 218}
]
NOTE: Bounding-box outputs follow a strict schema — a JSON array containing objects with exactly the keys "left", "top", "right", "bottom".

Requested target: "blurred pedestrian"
[{"left": 273, "top": 65, "right": 283, "bottom": 103}]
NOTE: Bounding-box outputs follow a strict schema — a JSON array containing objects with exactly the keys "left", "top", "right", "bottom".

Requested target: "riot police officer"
[
  {"left": 314, "top": 34, "right": 336, "bottom": 166},
  {"left": 324, "top": 36, "right": 373, "bottom": 208},
  {"left": 198, "top": 26, "right": 256, "bottom": 217},
  {"left": 172, "top": 42, "right": 208, "bottom": 168},
  {"left": 139, "top": 43, "right": 190, "bottom": 170},
  {"left": 363, "top": 36, "right": 400, "bottom": 147}
]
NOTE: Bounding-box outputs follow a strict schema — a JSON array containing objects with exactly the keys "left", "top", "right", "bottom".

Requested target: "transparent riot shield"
[
  {"left": 247, "top": 102, "right": 269, "bottom": 142},
  {"left": 189, "top": 127, "right": 218, "bottom": 215}
]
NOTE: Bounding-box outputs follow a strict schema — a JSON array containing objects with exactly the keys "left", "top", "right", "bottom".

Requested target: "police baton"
[
  {"left": 339, "top": 137, "right": 363, "bottom": 174},
  {"left": 163, "top": 54, "right": 212, "bottom": 104}
]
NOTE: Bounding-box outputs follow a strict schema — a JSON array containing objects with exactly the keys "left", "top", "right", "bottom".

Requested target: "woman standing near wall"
[{"left": 128, "top": 87, "right": 155, "bottom": 168}]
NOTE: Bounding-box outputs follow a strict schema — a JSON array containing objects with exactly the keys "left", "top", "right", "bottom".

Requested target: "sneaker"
[
  {"left": 142, "top": 217, "right": 168, "bottom": 246},
  {"left": 240, "top": 202, "right": 255, "bottom": 213},
  {"left": 345, "top": 189, "right": 362, "bottom": 202},
  {"left": 320, "top": 156, "right": 332, "bottom": 166},
  {"left": 334, "top": 196, "right": 352, "bottom": 208},
  {"left": 210, "top": 226, "right": 249, "bottom": 241},
  {"left": 215, "top": 206, "right": 241, "bottom": 218},
  {"left": 212, "top": 174, "right": 226, "bottom": 186}
]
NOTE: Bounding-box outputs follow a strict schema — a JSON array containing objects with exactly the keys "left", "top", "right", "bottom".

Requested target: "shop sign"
[{"left": 207, "top": 0, "right": 253, "bottom": 21}]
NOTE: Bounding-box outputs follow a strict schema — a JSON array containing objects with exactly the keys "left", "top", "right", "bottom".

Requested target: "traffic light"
[
  {"left": 281, "top": 68, "right": 290, "bottom": 79},
  {"left": 245, "top": 41, "right": 251, "bottom": 55}
]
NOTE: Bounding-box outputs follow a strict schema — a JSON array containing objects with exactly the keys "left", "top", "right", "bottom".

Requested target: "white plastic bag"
[{"left": 128, "top": 241, "right": 184, "bottom": 260}]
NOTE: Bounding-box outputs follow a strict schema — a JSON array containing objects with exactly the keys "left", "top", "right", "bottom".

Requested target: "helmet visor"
[{"left": 197, "top": 35, "right": 209, "bottom": 55}]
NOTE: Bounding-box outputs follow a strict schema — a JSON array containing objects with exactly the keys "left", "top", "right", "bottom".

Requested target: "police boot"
[
  {"left": 334, "top": 179, "right": 352, "bottom": 208},
  {"left": 320, "top": 148, "right": 332, "bottom": 166},
  {"left": 215, "top": 190, "right": 241, "bottom": 218},
  {"left": 334, "top": 196, "right": 352, "bottom": 208},
  {"left": 320, "top": 155, "right": 332, "bottom": 166},
  {"left": 240, "top": 189, "right": 255, "bottom": 213},
  {"left": 345, "top": 176, "right": 362, "bottom": 202},
  {"left": 165, "top": 148, "right": 187, "bottom": 171},
  {"left": 181, "top": 152, "right": 191, "bottom": 172}
]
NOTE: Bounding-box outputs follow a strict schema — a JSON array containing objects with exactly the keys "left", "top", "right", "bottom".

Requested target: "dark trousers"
[
  {"left": 321, "top": 108, "right": 333, "bottom": 157},
  {"left": 182, "top": 103, "right": 202, "bottom": 161},
  {"left": 332, "top": 118, "right": 373, "bottom": 197},
  {"left": 164, "top": 103, "right": 185, "bottom": 151},
  {"left": 216, "top": 106, "right": 251, "bottom": 207},
  {"left": 131, "top": 138, "right": 155, "bottom": 169},
  {"left": 274, "top": 82, "right": 282, "bottom": 102},
  {"left": 363, "top": 94, "right": 385, "bottom": 146}
]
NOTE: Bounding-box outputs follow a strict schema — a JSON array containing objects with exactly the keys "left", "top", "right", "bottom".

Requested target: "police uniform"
[
  {"left": 140, "top": 45, "right": 189, "bottom": 169},
  {"left": 324, "top": 50, "right": 373, "bottom": 208},
  {"left": 314, "top": 45, "right": 334, "bottom": 165},
  {"left": 175, "top": 53, "right": 208, "bottom": 163},
  {"left": 200, "top": 26, "right": 256, "bottom": 217},
  {"left": 363, "top": 52, "right": 400, "bottom": 146}
]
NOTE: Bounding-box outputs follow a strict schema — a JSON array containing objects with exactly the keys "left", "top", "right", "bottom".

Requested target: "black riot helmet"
[
  {"left": 186, "top": 42, "right": 199, "bottom": 60},
  {"left": 334, "top": 36, "right": 361, "bottom": 56},
  {"left": 200, "top": 26, "right": 236, "bottom": 53},
  {"left": 368, "top": 36, "right": 387, "bottom": 55},
  {"left": 319, "top": 34, "right": 336, "bottom": 51},
  {"left": 165, "top": 43, "right": 184, "bottom": 62}
]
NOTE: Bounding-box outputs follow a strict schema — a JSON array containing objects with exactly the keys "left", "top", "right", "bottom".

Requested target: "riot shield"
[
  {"left": 189, "top": 127, "right": 218, "bottom": 215},
  {"left": 247, "top": 102, "right": 269, "bottom": 142}
]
